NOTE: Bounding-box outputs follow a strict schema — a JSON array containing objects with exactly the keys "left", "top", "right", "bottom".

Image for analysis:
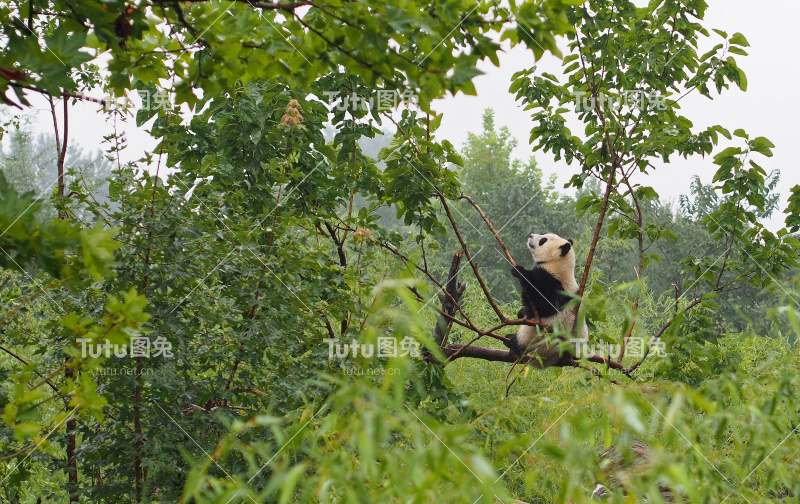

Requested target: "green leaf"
[
  {"left": 14, "top": 421, "right": 41, "bottom": 441},
  {"left": 750, "top": 137, "right": 775, "bottom": 157},
  {"left": 730, "top": 32, "right": 750, "bottom": 47},
  {"left": 736, "top": 67, "right": 748, "bottom": 91},
  {"left": 728, "top": 46, "right": 748, "bottom": 56}
]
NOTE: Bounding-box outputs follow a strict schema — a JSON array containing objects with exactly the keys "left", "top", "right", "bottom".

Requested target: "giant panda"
[{"left": 504, "top": 232, "right": 588, "bottom": 367}]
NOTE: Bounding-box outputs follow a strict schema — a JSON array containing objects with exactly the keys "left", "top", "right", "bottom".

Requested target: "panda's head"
[{"left": 527, "top": 233, "right": 575, "bottom": 270}]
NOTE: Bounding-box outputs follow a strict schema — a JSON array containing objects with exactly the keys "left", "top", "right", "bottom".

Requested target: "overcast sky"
[{"left": 8, "top": 0, "right": 799, "bottom": 230}]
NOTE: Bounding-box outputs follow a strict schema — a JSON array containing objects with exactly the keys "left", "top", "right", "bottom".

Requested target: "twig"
[
  {"left": 626, "top": 297, "right": 702, "bottom": 374},
  {"left": 572, "top": 361, "right": 623, "bottom": 385},
  {"left": 378, "top": 239, "right": 475, "bottom": 327},
  {"left": 437, "top": 189, "right": 506, "bottom": 321},
  {"left": 11, "top": 82, "right": 108, "bottom": 107},
  {"left": 459, "top": 193, "right": 515, "bottom": 266},
  {"left": 0, "top": 275, "right": 77, "bottom": 327},
  {"left": 0, "top": 344, "right": 61, "bottom": 393}
]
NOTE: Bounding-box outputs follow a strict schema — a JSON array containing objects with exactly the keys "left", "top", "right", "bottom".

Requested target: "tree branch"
[
  {"left": 459, "top": 193, "right": 516, "bottom": 266},
  {"left": 626, "top": 297, "right": 703, "bottom": 374},
  {"left": 578, "top": 167, "right": 615, "bottom": 297},
  {"left": 433, "top": 251, "right": 466, "bottom": 349},
  {"left": 437, "top": 189, "right": 506, "bottom": 321},
  {"left": 0, "top": 344, "right": 61, "bottom": 393}
]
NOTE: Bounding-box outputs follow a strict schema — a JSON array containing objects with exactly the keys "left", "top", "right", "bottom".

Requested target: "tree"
[{"left": 507, "top": 0, "right": 798, "bottom": 373}]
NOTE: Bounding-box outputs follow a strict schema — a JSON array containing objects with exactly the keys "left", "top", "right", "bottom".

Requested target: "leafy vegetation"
[{"left": 1, "top": 0, "right": 800, "bottom": 503}]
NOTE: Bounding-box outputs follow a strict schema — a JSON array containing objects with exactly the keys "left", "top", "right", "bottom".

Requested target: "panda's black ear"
[
  {"left": 568, "top": 238, "right": 574, "bottom": 245},
  {"left": 559, "top": 241, "right": 572, "bottom": 257}
]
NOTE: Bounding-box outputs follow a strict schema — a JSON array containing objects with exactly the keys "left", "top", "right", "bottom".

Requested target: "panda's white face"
[{"left": 527, "top": 233, "right": 575, "bottom": 272}]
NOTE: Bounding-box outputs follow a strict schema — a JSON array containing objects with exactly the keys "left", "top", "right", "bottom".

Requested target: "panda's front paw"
[
  {"left": 510, "top": 265, "right": 526, "bottom": 279},
  {"left": 503, "top": 333, "right": 523, "bottom": 356}
]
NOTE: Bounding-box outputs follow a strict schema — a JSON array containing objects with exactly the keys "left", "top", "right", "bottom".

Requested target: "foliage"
[
  {"left": 0, "top": 174, "right": 148, "bottom": 501},
  {"left": 0, "top": 0, "right": 578, "bottom": 111}
]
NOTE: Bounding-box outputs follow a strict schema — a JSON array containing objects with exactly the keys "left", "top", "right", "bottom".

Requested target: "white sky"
[{"left": 9, "top": 0, "right": 800, "bottom": 231}]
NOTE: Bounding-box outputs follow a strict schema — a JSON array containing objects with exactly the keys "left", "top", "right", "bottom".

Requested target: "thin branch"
[
  {"left": 0, "top": 344, "right": 61, "bottom": 393},
  {"left": 11, "top": 82, "right": 108, "bottom": 107},
  {"left": 437, "top": 189, "right": 506, "bottom": 321},
  {"left": 0, "top": 274, "right": 77, "bottom": 327},
  {"left": 378, "top": 236, "right": 475, "bottom": 327},
  {"left": 61, "top": 97, "right": 69, "bottom": 178},
  {"left": 626, "top": 297, "right": 703, "bottom": 374},
  {"left": 578, "top": 168, "right": 615, "bottom": 297},
  {"left": 572, "top": 360, "right": 623, "bottom": 385},
  {"left": 459, "top": 193, "right": 515, "bottom": 266}
]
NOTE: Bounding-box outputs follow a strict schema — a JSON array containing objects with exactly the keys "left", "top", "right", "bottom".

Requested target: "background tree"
[{"left": 0, "top": 125, "right": 114, "bottom": 220}]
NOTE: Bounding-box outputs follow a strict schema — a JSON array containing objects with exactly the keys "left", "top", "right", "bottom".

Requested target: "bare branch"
[
  {"left": 578, "top": 168, "right": 615, "bottom": 297},
  {"left": 459, "top": 193, "right": 516, "bottom": 266},
  {"left": 626, "top": 297, "right": 703, "bottom": 374},
  {"left": 437, "top": 189, "right": 506, "bottom": 321}
]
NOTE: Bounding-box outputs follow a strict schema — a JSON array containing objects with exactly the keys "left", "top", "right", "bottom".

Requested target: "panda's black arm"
[{"left": 523, "top": 268, "right": 566, "bottom": 318}]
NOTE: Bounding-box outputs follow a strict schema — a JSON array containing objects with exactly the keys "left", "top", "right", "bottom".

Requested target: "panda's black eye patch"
[{"left": 538, "top": 237, "right": 548, "bottom": 246}]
